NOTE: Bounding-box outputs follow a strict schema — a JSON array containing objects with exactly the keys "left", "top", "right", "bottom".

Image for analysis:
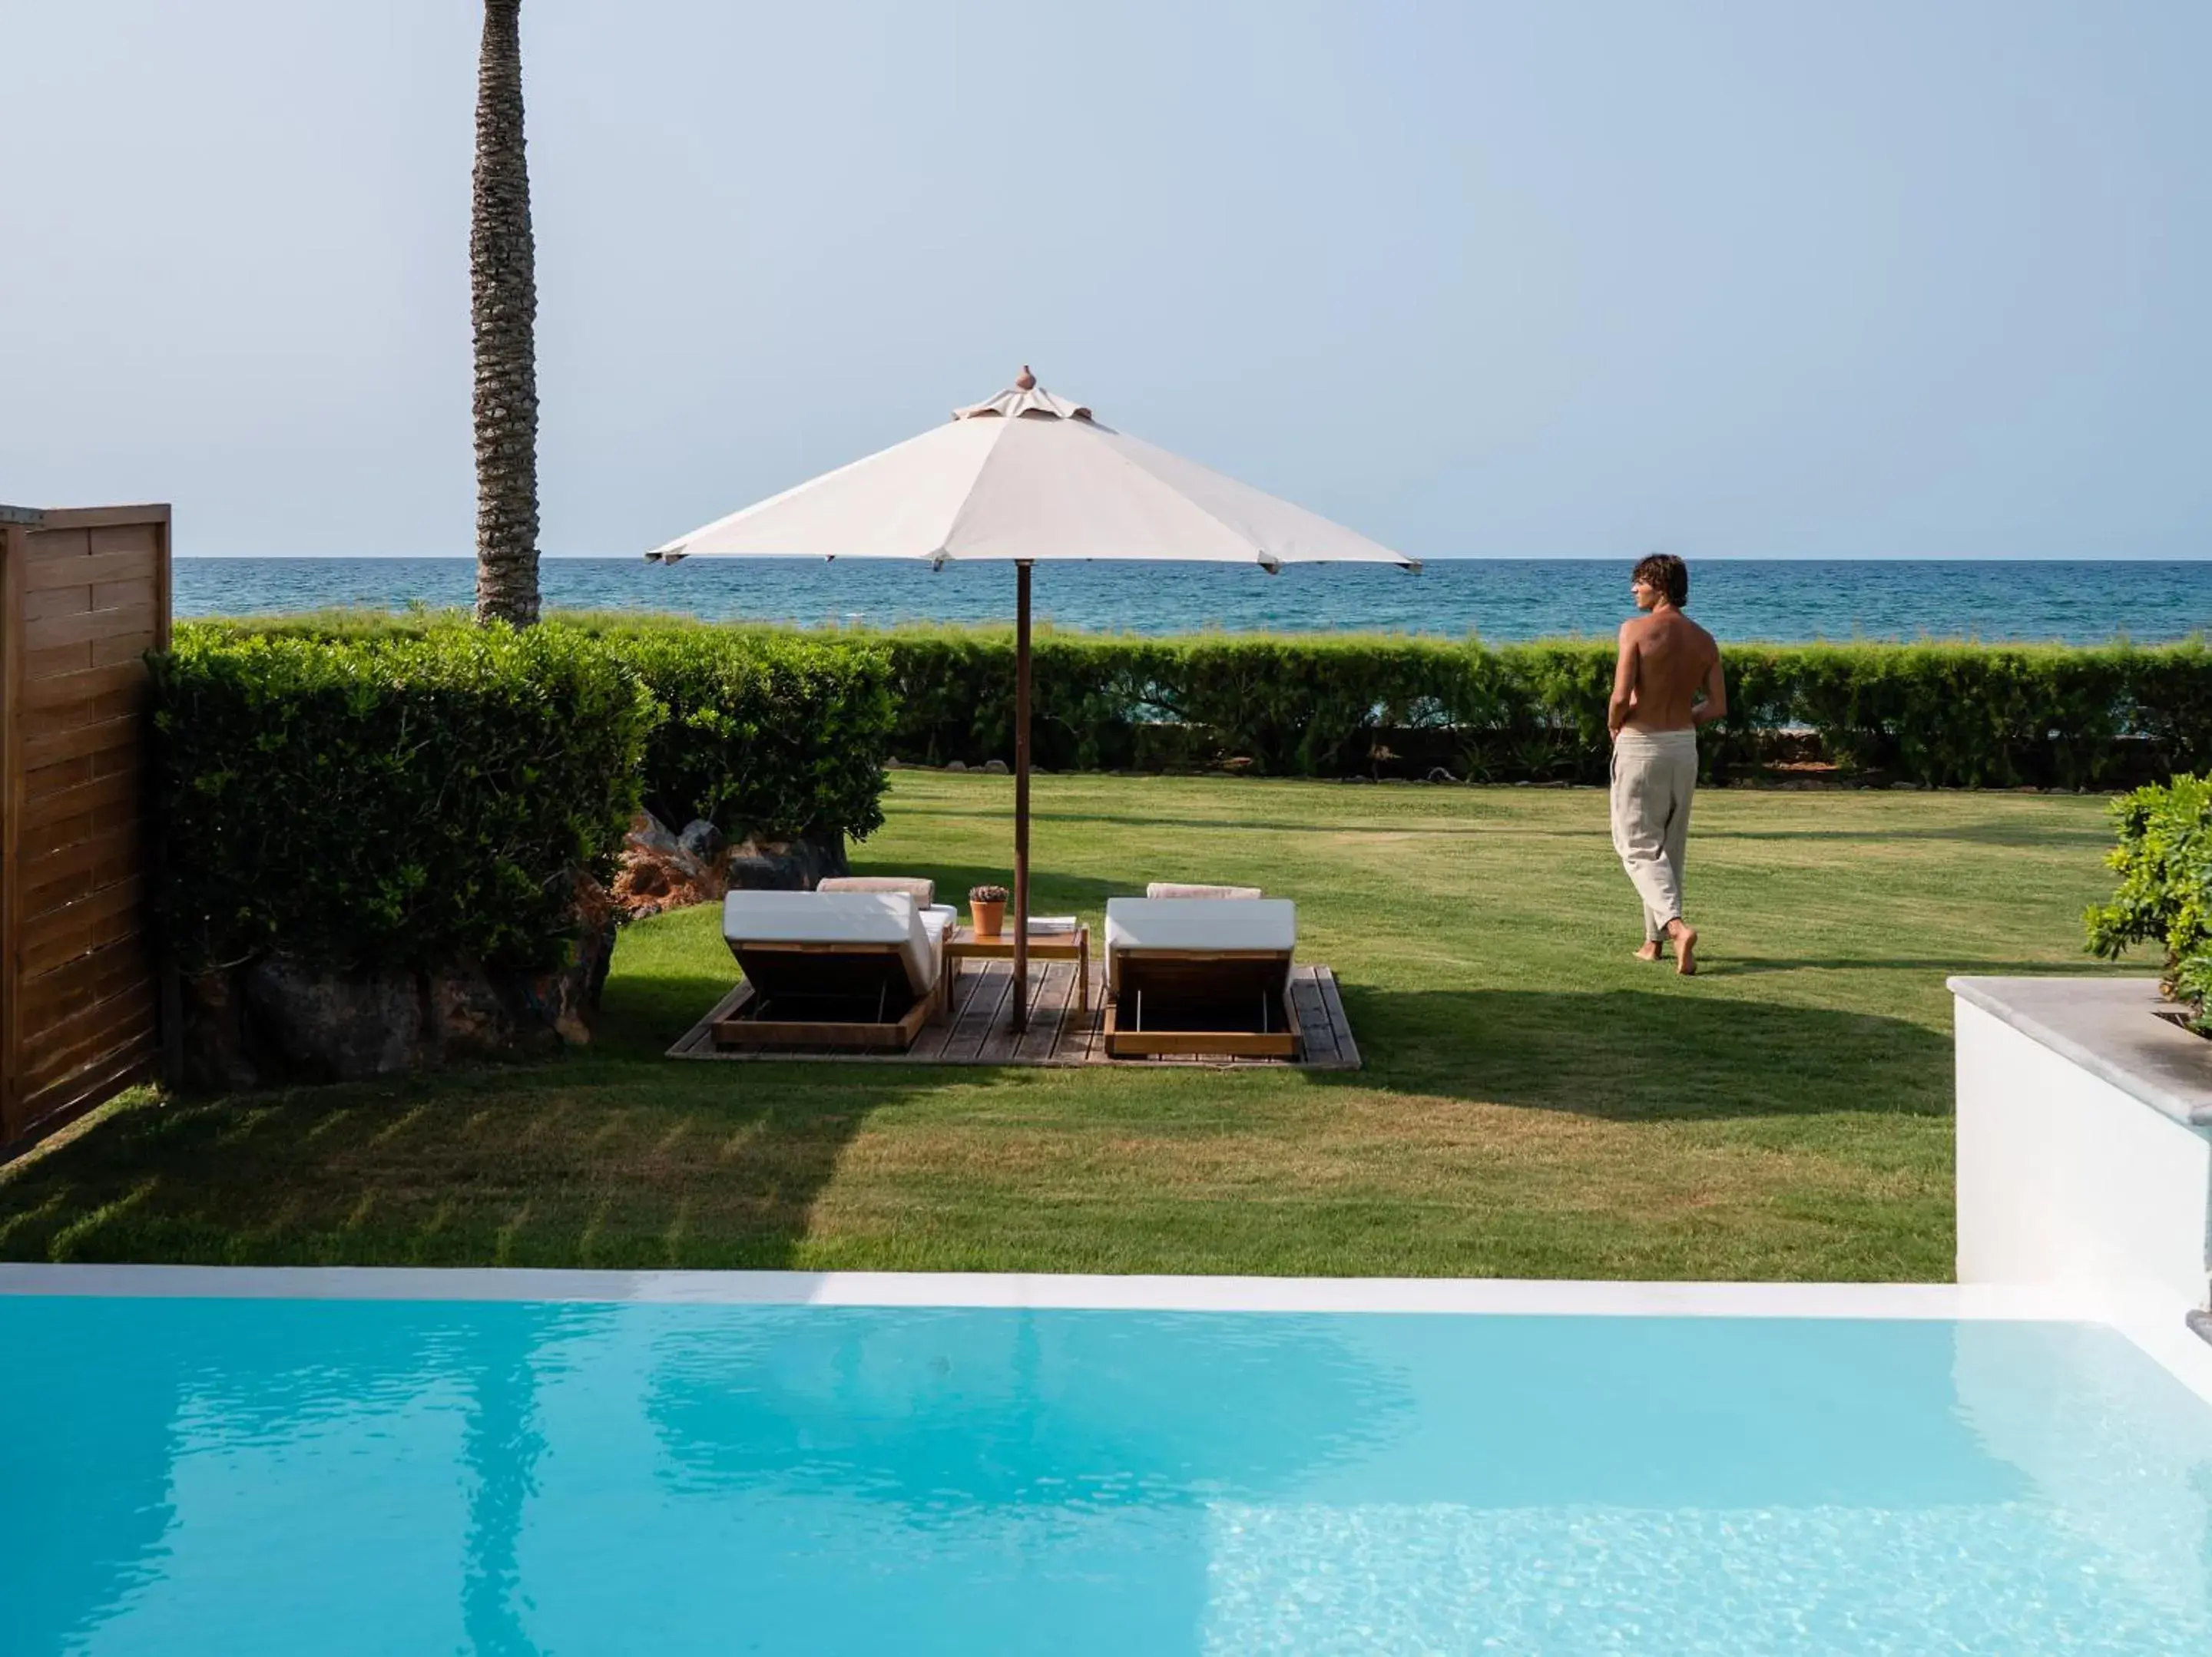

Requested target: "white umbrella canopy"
[
  {"left": 647, "top": 369, "right": 1420, "bottom": 1032},
  {"left": 646, "top": 372, "right": 1419, "bottom": 571}
]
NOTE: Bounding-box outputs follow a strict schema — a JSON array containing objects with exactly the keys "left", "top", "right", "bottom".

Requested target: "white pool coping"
[
  {"left": 8, "top": 1265, "right": 2210, "bottom": 1404},
  {"left": 0, "top": 1262, "right": 2121, "bottom": 1317}
]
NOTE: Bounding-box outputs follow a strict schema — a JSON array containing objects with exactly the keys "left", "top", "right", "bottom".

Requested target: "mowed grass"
[{"left": 0, "top": 773, "right": 2134, "bottom": 1281}]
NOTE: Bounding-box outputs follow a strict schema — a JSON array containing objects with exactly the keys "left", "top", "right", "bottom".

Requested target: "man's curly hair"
[{"left": 1632, "top": 553, "right": 1688, "bottom": 607}]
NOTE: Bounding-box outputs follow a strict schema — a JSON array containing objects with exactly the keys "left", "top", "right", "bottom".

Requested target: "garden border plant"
[
  {"left": 153, "top": 622, "right": 656, "bottom": 977},
  {"left": 2086, "top": 772, "right": 2212, "bottom": 1032},
  {"left": 189, "top": 611, "right": 2211, "bottom": 791}
]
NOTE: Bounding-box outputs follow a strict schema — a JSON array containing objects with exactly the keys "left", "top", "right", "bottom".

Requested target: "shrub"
[
  {"left": 152, "top": 623, "right": 655, "bottom": 974},
  {"left": 866, "top": 629, "right": 2210, "bottom": 789},
  {"left": 2085, "top": 773, "right": 2212, "bottom": 1028},
  {"left": 578, "top": 622, "right": 894, "bottom": 843},
  {"left": 184, "top": 613, "right": 899, "bottom": 845},
  {"left": 180, "top": 611, "right": 2212, "bottom": 793}
]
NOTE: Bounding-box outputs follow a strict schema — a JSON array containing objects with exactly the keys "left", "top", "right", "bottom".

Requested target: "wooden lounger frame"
[
  {"left": 1103, "top": 948, "right": 1300, "bottom": 1060},
  {"left": 714, "top": 940, "right": 949, "bottom": 1053}
]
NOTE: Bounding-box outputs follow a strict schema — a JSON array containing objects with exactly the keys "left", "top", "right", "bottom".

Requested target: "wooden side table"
[{"left": 945, "top": 925, "right": 1091, "bottom": 1013}]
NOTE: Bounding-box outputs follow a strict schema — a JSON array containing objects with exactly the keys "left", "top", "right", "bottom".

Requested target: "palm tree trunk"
[{"left": 471, "top": 0, "right": 540, "bottom": 627}]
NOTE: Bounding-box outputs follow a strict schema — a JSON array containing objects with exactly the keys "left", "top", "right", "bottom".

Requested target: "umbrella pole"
[{"left": 1012, "top": 561, "right": 1032, "bottom": 1034}]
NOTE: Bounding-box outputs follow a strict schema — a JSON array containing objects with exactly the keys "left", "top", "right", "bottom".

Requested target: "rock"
[
  {"left": 178, "top": 970, "right": 260, "bottom": 1091},
  {"left": 677, "top": 819, "right": 727, "bottom": 865},
  {"left": 626, "top": 810, "right": 686, "bottom": 862},
  {"left": 174, "top": 875, "right": 618, "bottom": 1090},
  {"left": 724, "top": 834, "right": 849, "bottom": 892},
  {"left": 243, "top": 957, "right": 424, "bottom": 1083},
  {"left": 613, "top": 810, "right": 720, "bottom": 918},
  {"left": 982, "top": 759, "right": 1010, "bottom": 775},
  {"left": 427, "top": 968, "right": 538, "bottom": 1060},
  {"left": 1427, "top": 766, "right": 1460, "bottom": 784},
  {"left": 944, "top": 759, "right": 969, "bottom": 772},
  {"left": 426, "top": 893, "right": 613, "bottom": 1060}
]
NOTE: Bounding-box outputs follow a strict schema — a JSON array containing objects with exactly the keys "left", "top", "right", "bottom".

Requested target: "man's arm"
[
  {"left": 1691, "top": 648, "right": 1728, "bottom": 726},
  {"left": 1608, "top": 622, "right": 1637, "bottom": 737}
]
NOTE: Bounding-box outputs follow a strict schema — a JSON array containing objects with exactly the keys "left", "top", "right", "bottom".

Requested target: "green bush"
[
  {"left": 2085, "top": 773, "right": 2212, "bottom": 1028},
  {"left": 579, "top": 621, "right": 894, "bottom": 843},
  {"left": 184, "top": 612, "right": 896, "bottom": 844},
  {"left": 183, "top": 610, "right": 2212, "bottom": 792},
  {"left": 152, "top": 624, "right": 656, "bottom": 974},
  {"left": 867, "top": 629, "right": 2210, "bottom": 789}
]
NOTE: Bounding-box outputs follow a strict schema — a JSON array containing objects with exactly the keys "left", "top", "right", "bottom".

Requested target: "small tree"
[
  {"left": 471, "top": 0, "right": 540, "bottom": 627},
  {"left": 2086, "top": 772, "right": 2212, "bottom": 1030}
]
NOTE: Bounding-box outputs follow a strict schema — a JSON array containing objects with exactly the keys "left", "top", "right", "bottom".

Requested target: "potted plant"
[{"left": 969, "top": 885, "right": 1008, "bottom": 939}]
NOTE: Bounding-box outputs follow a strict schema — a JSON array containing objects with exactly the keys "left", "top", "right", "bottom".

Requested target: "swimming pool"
[{"left": 5, "top": 1271, "right": 2212, "bottom": 1655}]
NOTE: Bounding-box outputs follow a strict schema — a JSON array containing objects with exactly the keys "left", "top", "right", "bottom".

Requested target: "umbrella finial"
[{"left": 1015, "top": 365, "right": 1036, "bottom": 391}]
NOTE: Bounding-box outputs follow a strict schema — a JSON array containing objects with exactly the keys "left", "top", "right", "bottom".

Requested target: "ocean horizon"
[{"left": 175, "top": 557, "right": 2204, "bottom": 646}]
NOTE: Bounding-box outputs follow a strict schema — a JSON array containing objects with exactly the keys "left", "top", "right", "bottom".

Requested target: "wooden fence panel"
[{"left": 1, "top": 503, "right": 171, "bottom": 1153}]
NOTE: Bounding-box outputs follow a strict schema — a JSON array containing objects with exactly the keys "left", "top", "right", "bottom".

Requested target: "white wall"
[{"left": 1955, "top": 997, "right": 2211, "bottom": 1316}]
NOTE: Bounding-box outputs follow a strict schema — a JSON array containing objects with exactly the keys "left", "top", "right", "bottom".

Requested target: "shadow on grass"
[
  {"left": 1712, "top": 957, "right": 2094, "bottom": 977},
  {"left": 1349, "top": 987, "right": 1952, "bottom": 1121},
  {"left": 1701, "top": 822, "right": 2110, "bottom": 848},
  {"left": 0, "top": 1053, "right": 962, "bottom": 1271}
]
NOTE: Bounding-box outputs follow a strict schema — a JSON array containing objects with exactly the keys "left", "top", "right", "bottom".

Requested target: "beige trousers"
[{"left": 1611, "top": 729, "right": 1697, "bottom": 941}]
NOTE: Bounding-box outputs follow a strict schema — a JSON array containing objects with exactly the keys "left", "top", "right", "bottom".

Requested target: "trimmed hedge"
[
  {"left": 152, "top": 625, "right": 656, "bottom": 974},
  {"left": 550, "top": 618, "right": 894, "bottom": 843},
  {"left": 878, "top": 630, "right": 2212, "bottom": 789},
  {"left": 2086, "top": 773, "right": 2212, "bottom": 1028},
  {"left": 178, "top": 614, "right": 897, "bottom": 844},
  {"left": 184, "top": 611, "right": 2212, "bottom": 791}
]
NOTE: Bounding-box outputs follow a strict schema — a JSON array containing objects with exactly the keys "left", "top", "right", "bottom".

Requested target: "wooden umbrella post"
[{"left": 1012, "top": 561, "right": 1033, "bottom": 1034}]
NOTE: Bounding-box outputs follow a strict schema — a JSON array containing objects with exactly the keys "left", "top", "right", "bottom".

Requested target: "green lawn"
[{"left": 0, "top": 773, "right": 2134, "bottom": 1280}]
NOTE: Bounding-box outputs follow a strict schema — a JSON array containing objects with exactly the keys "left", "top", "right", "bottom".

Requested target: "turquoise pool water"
[{"left": 5, "top": 1300, "right": 2212, "bottom": 1655}]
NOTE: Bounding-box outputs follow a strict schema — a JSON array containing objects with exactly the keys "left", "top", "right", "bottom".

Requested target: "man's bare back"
[{"left": 1611, "top": 607, "right": 1724, "bottom": 736}]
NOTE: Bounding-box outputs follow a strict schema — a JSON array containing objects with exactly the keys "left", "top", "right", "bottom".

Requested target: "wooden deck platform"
[{"left": 667, "top": 957, "right": 1360, "bottom": 1070}]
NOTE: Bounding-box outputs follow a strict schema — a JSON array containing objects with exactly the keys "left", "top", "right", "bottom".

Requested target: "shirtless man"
[{"left": 1607, "top": 554, "right": 1726, "bottom": 975}]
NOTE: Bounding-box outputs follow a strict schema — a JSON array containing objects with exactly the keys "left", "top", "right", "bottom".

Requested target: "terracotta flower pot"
[{"left": 970, "top": 898, "right": 1005, "bottom": 938}]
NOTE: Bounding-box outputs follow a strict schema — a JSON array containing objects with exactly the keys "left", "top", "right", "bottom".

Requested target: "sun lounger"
[
  {"left": 717, "top": 889, "right": 955, "bottom": 1051},
  {"left": 1102, "top": 895, "right": 1299, "bottom": 1059}
]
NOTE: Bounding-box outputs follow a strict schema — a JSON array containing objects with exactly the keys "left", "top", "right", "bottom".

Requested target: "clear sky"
[{"left": 2, "top": 2, "right": 2205, "bottom": 560}]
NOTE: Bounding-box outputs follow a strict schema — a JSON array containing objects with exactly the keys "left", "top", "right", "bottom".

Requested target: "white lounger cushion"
[
  {"left": 1145, "top": 882, "right": 1263, "bottom": 900},
  {"left": 1104, "top": 897, "right": 1296, "bottom": 968},
  {"left": 723, "top": 890, "right": 941, "bottom": 994}
]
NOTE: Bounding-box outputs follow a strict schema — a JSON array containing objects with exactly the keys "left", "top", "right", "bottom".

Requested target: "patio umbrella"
[{"left": 645, "top": 369, "right": 1419, "bottom": 1031}]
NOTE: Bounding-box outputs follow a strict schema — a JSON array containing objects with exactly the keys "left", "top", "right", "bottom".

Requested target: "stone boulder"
[
  {"left": 243, "top": 958, "right": 424, "bottom": 1081},
  {"left": 611, "top": 810, "right": 722, "bottom": 919},
  {"left": 724, "top": 835, "right": 849, "bottom": 892},
  {"left": 177, "top": 875, "right": 620, "bottom": 1089},
  {"left": 609, "top": 812, "right": 849, "bottom": 914},
  {"left": 677, "top": 818, "right": 727, "bottom": 867}
]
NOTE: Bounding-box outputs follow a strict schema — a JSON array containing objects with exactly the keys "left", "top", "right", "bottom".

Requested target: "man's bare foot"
[
  {"left": 1634, "top": 941, "right": 1663, "bottom": 963},
  {"left": 1666, "top": 919, "right": 1698, "bottom": 976}
]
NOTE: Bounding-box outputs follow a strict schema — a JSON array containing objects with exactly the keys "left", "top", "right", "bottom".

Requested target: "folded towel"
[{"left": 1024, "top": 916, "right": 1080, "bottom": 933}]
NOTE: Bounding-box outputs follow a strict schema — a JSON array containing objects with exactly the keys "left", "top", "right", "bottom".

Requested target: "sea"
[{"left": 174, "top": 557, "right": 2205, "bottom": 644}]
